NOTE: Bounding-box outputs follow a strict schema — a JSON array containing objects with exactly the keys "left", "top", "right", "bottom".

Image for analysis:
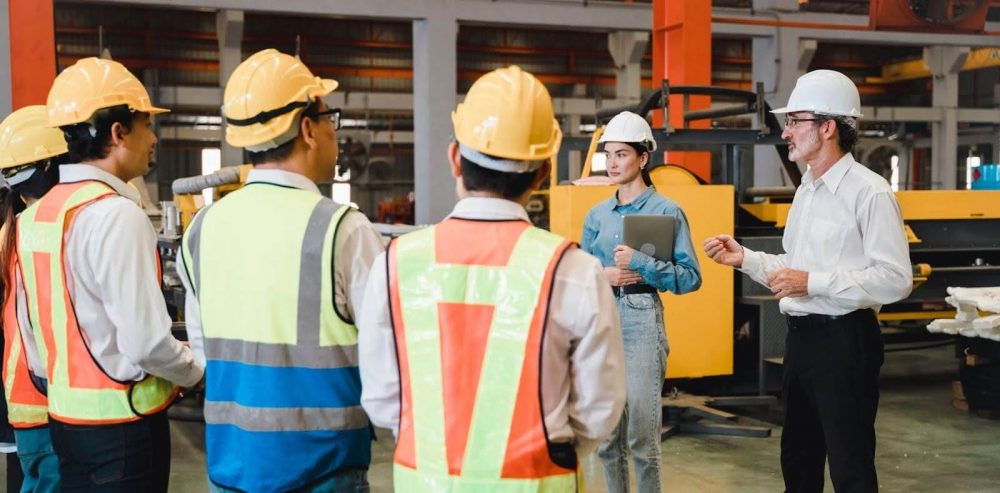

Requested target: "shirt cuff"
[
  {"left": 807, "top": 271, "right": 832, "bottom": 297},
  {"left": 738, "top": 246, "right": 759, "bottom": 272},
  {"left": 628, "top": 250, "right": 653, "bottom": 273}
]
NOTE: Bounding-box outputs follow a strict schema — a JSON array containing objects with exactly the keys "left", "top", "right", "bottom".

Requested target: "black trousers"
[
  {"left": 48, "top": 411, "right": 171, "bottom": 493},
  {"left": 781, "top": 309, "right": 883, "bottom": 493}
]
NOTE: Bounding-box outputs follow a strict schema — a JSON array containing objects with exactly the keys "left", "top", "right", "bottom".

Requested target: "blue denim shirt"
[{"left": 581, "top": 186, "right": 702, "bottom": 294}]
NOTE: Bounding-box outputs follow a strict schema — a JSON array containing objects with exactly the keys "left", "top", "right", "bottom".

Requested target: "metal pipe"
[
  {"left": 171, "top": 166, "right": 242, "bottom": 196},
  {"left": 744, "top": 186, "right": 796, "bottom": 198},
  {"left": 684, "top": 104, "right": 752, "bottom": 122}
]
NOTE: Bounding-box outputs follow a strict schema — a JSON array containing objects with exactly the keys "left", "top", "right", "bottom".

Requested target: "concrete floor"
[{"left": 4, "top": 344, "right": 1000, "bottom": 492}]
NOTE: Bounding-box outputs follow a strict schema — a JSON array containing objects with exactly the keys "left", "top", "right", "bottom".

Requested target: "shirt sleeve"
[
  {"left": 86, "top": 202, "right": 203, "bottom": 387},
  {"left": 806, "top": 191, "right": 912, "bottom": 304},
  {"left": 627, "top": 208, "right": 702, "bottom": 294},
  {"left": 561, "top": 251, "right": 627, "bottom": 455},
  {"left": 14, "top": 269, "right": 45, "bottom": 379},
  {"left": 334, "top": 210, "right": 385, "bottom": 322},
  {"left": 175, "top": 245, "right": 205, "bottom": 369},
  {"left": 358, "top": 252, "right": 400, "bottom": 434},
  {"left": 580, "top": 210, "right": 599, "bottom": 256},
  {"left": 739, "top": 246, "right": 789, "bottom": 289}
]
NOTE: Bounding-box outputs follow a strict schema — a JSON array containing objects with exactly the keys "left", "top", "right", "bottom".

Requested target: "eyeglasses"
[
  {"left": 784, "top": 117, "right": 825, "bottom": 130},
  {"left": 305, "top": 107, "right": 342, "bottom": 130}
]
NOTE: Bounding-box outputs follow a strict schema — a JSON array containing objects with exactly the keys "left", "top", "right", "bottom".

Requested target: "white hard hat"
[
  {"left": 598, "top": 111, "right": 657, "bottom": 152},
  {"left": 771, "top": 69, "right": 863, "bottom": 118}
]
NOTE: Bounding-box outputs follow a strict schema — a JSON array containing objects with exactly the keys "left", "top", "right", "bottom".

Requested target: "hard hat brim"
[
  {"left": 146, "top": 106, "right": 170, "bottom": 115},
  {"left": 317, "top": 79, "right": 339, "bottom": 96},
  {"left": 770, "top": 106, "right": 793, "bottom": 114}
]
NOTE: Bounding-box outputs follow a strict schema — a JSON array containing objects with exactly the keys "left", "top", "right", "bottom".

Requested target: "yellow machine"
[{"left": 550, "top": 164, "right": 734, "bottom": 380}]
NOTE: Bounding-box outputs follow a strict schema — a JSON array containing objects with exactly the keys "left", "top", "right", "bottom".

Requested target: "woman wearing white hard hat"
[{"left": 581, "top": 111, "right": 702, "bottom": 493}]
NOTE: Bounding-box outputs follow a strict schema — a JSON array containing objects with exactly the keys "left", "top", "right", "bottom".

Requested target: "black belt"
[
  {"left": 612, "top": 284, "right": 657, "bottom": 297},
  {"left": 786, "top": 308, "right": 875, "bottom": 331}
]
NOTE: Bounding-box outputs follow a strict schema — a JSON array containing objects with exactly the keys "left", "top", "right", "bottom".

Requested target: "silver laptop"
[{"left": 622, "top": 215, "right": 675, "bottom": 263}]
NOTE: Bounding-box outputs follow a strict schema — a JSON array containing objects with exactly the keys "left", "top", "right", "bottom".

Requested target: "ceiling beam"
[{"left": 61, "top": 0, "right": 1000, "bottom": 45}]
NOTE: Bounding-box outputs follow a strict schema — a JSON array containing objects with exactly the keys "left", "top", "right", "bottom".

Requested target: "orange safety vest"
[
  {"left": 388, "top": 218, "right": 578, "bottom": 492},
  {"left": 1, "top": 240, "right": 48, "bottom": 428},
  {"left": 16, "top": 181, "right": 177, "bottom": 425}
]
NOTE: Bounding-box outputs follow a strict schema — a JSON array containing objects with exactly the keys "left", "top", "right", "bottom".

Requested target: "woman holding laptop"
[{"left": 580, "top": 111, "right": 702, "bottom": 493}]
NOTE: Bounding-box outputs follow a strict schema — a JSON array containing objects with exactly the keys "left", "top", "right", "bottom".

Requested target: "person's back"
[
  {"left": 388, "top": 217, "right": 577, "bottom": 488},
  {"left": 183, "top": 183, "right": 370, "bottom": 491},
  {"left": 179, "top": 48, "right": 382, "bottom": 492},
  {"left": 360, "top": 66, "right": 626, "bottom": 493}
]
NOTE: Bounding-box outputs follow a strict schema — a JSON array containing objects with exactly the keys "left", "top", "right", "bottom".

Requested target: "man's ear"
[
  {"left": 109, "top": 122, "right": 126, "bottom": 147},
  {"left": 821, "top": 119, "right": 838, "bottom": 142},
  {"left": 530, "top": 160, "right": 551, "bottom": 190},
  {"left": 299, "top": 116, "right": 318, "bottom": 150},
  {"left": 448, "top": 142, "right": 462, "bottom": 178}
]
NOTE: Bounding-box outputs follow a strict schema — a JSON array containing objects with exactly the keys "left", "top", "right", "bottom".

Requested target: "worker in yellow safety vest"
[
  {"left": 358, "top": 65, "right": 628, "bottom": 492},
  {"left": 178, "top": 48, "right": 384, "bottom": 492},
  {"left": 0, "top": 105, "right": 70, "bottom": 493},
  {"left": 16, "top": 58, "right": 203, "bottom": 492}
]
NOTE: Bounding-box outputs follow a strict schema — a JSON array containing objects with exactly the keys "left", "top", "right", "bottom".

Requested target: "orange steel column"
[
  {"left": 8, "top": 0, "right": 56, "bottom": 109},
  {"left": 652, "top": 0, "right": 712, "bottom": 182}
]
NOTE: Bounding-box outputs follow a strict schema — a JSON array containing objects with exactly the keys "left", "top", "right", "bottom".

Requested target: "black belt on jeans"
[
  {"left": 612, "top": 284, "right": 657, "bottom": 297},
  {"left": 786, "top": 308, "right": 875, "bottom": 331}
]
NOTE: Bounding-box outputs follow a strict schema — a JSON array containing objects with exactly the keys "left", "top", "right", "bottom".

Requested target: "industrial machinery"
[{"left": 548, "top": 80, "right": 1000, "bottom": 401}]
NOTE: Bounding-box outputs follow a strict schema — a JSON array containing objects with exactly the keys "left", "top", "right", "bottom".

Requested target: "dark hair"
[
  {"left": 831, "top": 116, "right": 858, "bottom": 154},
  {"left": 0, "top": 181, "right": 27, "bottom": 312},
  {"left": 460, "top": 156, "right": 540, "bottom": 199},
  {"left": 61, "top": 105, "right": 141, "bottom": 163},
  {"left": 248, "top": 138, "right": 294, "bottom": 165},
  {"left": 611, "top": 142, "right": 653, "bottom": 187}
]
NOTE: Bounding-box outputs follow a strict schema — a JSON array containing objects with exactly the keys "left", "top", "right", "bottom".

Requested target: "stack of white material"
[{"left": 927, "top": 287, "right": 1000, "bottom": 340}]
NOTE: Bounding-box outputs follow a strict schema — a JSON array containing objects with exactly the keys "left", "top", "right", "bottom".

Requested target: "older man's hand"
[
  {"left": 703, "top": 234, "right": 744, "bottom": 267},
  {"left": 767, "top": 268, "right": 809, "bottom": 299}
]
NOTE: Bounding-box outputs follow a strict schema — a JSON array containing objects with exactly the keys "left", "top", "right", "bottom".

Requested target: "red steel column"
[
  {"left": 652, "top": 0, "right": 712, "bottom": 182},
  {"left": 9, "top": 0, "right": 56, "bottom": 109}
]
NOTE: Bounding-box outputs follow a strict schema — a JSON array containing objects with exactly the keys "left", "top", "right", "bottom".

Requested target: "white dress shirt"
[
  {"left": 176, "top": 168, "right": 384, "bottom": 368},
  {"left": 358, "top": 197, "right": 627, "bottom": 455},
  {"left": 740, "top": 153, "right": 913, "bottom": 316},
  {"left": 18, "top": 164, "right": 203, "bottom": 387}
]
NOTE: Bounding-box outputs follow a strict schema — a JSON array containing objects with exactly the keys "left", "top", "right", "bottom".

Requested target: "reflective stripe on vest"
[
  {"left": 389, "top": 219, "right": 576, "bottom": 492},
  {"left": 17, "top": 181, "right": 177, "bottom": 425},
  {"left": 183, "top": 183, "right": 370, "bottom": 492},
  {"left": 2, "top": 246, "right": 47, "bottom": 428}
]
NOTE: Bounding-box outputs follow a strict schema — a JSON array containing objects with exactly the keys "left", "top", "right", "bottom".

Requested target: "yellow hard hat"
[
  {"left": 452, "top": 65, "right": 561, "bottom": 170},
  {"left": 0, "top": 105, "right": 68, "bottom": 170},
  {"left": 223, "top": 49, "right": 338, "bottom": 151},
  {"left": 47, "top": 57, "right": 169, "bottom": 127}
]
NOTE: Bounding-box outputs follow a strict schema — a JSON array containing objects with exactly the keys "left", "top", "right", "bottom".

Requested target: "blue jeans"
[
  {"left": 208, "top": 468, "right": 369, "bottom": 493},
  {"left": 598, "top": 293, "right": 668, "bottom": 493},
  {"left": 14, "top": 427, "right": 60, "bottom": 493}
]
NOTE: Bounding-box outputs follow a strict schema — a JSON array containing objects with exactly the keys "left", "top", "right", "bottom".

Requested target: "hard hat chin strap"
[{"left": 226, "top": 100, "right": 309, "bottom": 127}]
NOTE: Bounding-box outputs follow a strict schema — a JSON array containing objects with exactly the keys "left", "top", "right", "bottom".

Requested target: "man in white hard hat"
[
  {"left": 358, "top": 65, "right": 626, "bottom": 492},
  {"left": 703, "top": 69, "right": 912, "bottom": 493}
]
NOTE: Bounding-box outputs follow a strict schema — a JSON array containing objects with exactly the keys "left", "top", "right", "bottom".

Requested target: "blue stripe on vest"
[
  {"left": 207, "top": 424, "right": 371, "bottom": 492},
  {"left": 205, "top": 360, "right": 362, "bottom": 408}
]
